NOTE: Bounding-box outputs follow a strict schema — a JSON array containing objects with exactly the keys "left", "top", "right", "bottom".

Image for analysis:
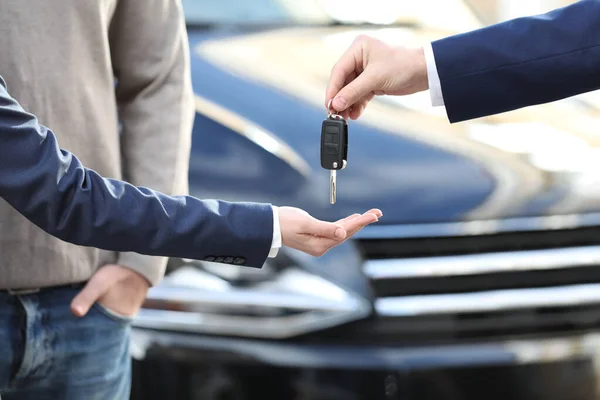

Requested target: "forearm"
[
  {"left": 0, "top": 80, "right": 273, "bottom": 267},
  {"left": 431, "top": 0, "right": 600, "bottom": 122}
]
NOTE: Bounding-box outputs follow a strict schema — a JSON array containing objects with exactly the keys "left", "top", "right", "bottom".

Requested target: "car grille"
[
  {"left": 348, "top": 226, "right": 600, "bottom": 344},
  {"left": 358, "top": 225, "right": 600, "bottom": 259}
]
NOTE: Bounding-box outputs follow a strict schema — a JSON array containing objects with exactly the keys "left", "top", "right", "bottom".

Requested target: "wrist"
[
  {"left": 412, "top": 46, "right": 429, "bottom": 92},
  {"left": 390, "top": 45, "right": 428, "bottom": 95}
]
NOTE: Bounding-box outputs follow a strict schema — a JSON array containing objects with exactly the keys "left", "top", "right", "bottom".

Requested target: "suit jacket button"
[
  {"left": 233, "top": 257, "right": 245, "bottom": 265},
  {"left": 224, "top": 257, "right": 234, "bottom": 264},
  {"left": 215, "top": 256, "right": 225, "bottom": 263},
  {"left": 205, "top": 256, "right": 215, "bottom": 262}
]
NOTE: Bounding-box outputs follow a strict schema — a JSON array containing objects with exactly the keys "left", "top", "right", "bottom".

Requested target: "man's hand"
[
  {"left": 325, "top": 35, "right": 428, "bottom": 120},
  {"left": 70, "top": 264, "right": 150, "bottom": 318},
  {"left": 279, "top": 207, "right": 382, "bottom": 256}
]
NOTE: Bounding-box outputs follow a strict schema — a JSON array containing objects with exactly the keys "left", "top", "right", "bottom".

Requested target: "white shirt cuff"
[
  {"left": 268, "top": 205, "right": 282, "bottom": 258},
  {"left": 424, "top": 43, "right": 445, "bottom": 107}
]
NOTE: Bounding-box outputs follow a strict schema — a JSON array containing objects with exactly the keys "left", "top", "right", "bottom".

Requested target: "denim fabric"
[{"left": 0, "top": 286, "right": 132, "bottom": 400}]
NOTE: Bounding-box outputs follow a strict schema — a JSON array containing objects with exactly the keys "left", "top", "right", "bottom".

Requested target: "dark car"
[{"left": 130, "top": 1, "right": 600, "bottom": 399}]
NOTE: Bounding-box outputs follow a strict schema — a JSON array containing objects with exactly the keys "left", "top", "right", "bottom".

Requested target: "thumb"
[
  {"left": 308, "top": 219, "right": 347, "bottom": 240},
  {"left": 70, "top": 267, "right": 115, "bottom": 317},
  {"left": 332, "top": 71, "right": 378, "bottom": 112}
]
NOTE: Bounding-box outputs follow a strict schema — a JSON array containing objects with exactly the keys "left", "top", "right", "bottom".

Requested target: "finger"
[
  {"left": 306, "top": 219, "right": 347, "bottom": 240},
  {"left": 335, "top": 210, "right": 381, "bottom": 231},
  {"left": 341, "top": 72, "right": 361, "bottom": 120},
  {"left": 335, "top": 213, "right": 361, "bottom": 224},
  {"left": 317, "top": 213, "right": 380, "bottom": 254},
  {"left": 365, "top": 208, "right": 383, "bottom": 218},
  {"left": 70, "top": 266, "right": 119, "bottom": 317},
  {"left": 325, "top": 43, "right": 361, "bottom": 109},
  {"left": 344, "top": 209, "right": 382, "bottom": 220},
  {"left": 339, "top": 212, "right": 379, "bottom": 233},
  {"left": 307, "top": 210, "right": 382, "bottom": 256},
  {"left": 349, "top": 93, "right": 375, "bottom": 120},
  {"left": 327, "top": 212, "right": 380, "bottom": 246},
  {"left": 332, "top": 70, "right": 378, "bottom": 113},
  {"left": 348, "top": 93, "right": 374, "bottom": 119},
  {"left": 349, "top": 102, "right": 365, "bottom": 120},
  {"left": 333, "top": 210, "right": 379, "bottom": 230},
  {"left": 343, "top": 214, "right": 379, "bottom": 238},
  {"left": 345, "top": 213, "right": 379, "bottom": 237}
]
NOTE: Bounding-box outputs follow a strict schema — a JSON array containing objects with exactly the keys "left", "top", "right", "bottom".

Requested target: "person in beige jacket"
[{"left": 0, "top": 0, "right": 192, "bottom": 398}]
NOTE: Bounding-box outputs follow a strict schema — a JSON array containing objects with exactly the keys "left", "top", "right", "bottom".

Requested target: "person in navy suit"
[
  {"left": 0, "top": 75, "right": 380, "bottom": 285},
  {"left": 324, "top": 0, "right": 600, "bottom": 124}
]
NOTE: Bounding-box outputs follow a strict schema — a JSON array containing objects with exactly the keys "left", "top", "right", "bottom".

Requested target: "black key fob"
[{"left": 320, "top": 115, "right": 348, "bottom": 170}]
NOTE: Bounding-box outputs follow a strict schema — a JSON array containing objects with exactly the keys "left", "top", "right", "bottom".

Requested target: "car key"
[{"left": 321, "top": 100, "right": 348, "bottom": 204}]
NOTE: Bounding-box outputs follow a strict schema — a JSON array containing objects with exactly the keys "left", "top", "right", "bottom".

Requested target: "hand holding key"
[
  {"left": 321, "top": 100, "right": 348, "bottom": 204},
  {"left": 325, "top": 35, "right": 428, "bottom": 120}
]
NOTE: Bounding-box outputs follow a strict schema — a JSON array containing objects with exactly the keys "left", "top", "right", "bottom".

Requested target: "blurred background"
[{"left": 130, "top": 1, "right": 600, "bottom": 399}]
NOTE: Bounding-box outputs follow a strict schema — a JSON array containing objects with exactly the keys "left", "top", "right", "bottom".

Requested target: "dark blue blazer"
[
  {"left": 0, "top": 77, "right": 273, "bottom": 268},
  {"left": 432, "top": 0, "right": 600, "bottom": 123}
]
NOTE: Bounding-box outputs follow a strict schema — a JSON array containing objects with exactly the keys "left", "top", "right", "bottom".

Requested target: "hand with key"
[{"left": 325, "top": 35, "right": 428, "bottom": 120}]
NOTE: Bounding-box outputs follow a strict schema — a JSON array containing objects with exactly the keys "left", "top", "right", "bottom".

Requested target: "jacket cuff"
[
  {"left": 423, "top": 43, "right": 445, "bottom": 107},
  {"left": 117, "top": 252, "right": 168, "bottom": 287},
  {"left": 268, "top": 205, "right": 282, "bottom": 258}
]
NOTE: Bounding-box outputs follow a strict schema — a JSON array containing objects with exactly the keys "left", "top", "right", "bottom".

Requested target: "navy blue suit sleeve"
[
  {"left": 432, "top": 0, "right": 600, "bottom": 123},
  {"left": 0, "top": 77, "right": 273, "bottom": 268}
]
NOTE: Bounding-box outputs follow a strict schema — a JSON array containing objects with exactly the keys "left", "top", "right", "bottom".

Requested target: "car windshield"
[{"left": 181, "top": 0, "right": 483, "bottom": 31}]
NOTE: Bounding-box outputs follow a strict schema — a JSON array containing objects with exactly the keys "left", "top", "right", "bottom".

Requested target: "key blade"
[{"left": 330, "top": 169, "right": 337, "bottom": 204}]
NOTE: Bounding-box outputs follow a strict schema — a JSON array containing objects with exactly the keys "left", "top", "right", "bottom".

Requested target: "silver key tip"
[{"left": 330, "top": 170, "right": 336, "bottom": 204}]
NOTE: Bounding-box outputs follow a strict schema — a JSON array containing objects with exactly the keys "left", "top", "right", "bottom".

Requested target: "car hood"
[{"left": 186, "top": 26, "right": 600, "bottom": 226}]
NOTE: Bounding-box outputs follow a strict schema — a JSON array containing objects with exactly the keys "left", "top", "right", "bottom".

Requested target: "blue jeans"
[{"left": 0, "top": 285, "right": 132, "bottom": 400}]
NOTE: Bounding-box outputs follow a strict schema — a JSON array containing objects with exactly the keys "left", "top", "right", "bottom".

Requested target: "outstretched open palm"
[{"left": 279, "top": 207, "right": 382, "bottom": 256}]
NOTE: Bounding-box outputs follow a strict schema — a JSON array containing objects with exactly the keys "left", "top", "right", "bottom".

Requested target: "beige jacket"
[{"left": 0, "top": 0, "right": 195, "bottom": 288}]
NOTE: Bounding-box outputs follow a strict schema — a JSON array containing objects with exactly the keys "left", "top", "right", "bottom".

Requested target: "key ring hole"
[
  {"left": 327, "top": 99, "right": 343, "bottom": 120},
  {"left": 327, "top": 99, "right": 334, "bottom": 116}
]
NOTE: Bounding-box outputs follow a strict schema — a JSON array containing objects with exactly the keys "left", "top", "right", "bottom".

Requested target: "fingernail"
[
  {"left": 333, "top": 97, "right": 347, "bottom": 110},
  {"left": 335, "top": 228, "right": 346, "bottom": 239}
]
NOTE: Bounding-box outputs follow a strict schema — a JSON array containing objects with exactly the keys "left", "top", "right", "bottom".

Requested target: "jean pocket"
[{"left": 92, "top": 302, "right": 135, "bottom": 324}]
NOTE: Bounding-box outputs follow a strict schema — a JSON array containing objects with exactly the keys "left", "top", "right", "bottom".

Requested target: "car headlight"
[{"left": 133, "top": 259, "right": 371, "bottom": 339}]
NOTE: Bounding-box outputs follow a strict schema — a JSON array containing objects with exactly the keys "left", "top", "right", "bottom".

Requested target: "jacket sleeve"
[
  {"left": 432, "top": 0, "right": 600, "bottom": 123},
  {"left": 0, "top": 77, "right": 273, "bottom": 268},
  {"left": 108, "top": 0, "right": 195, "bottom": 285}
]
